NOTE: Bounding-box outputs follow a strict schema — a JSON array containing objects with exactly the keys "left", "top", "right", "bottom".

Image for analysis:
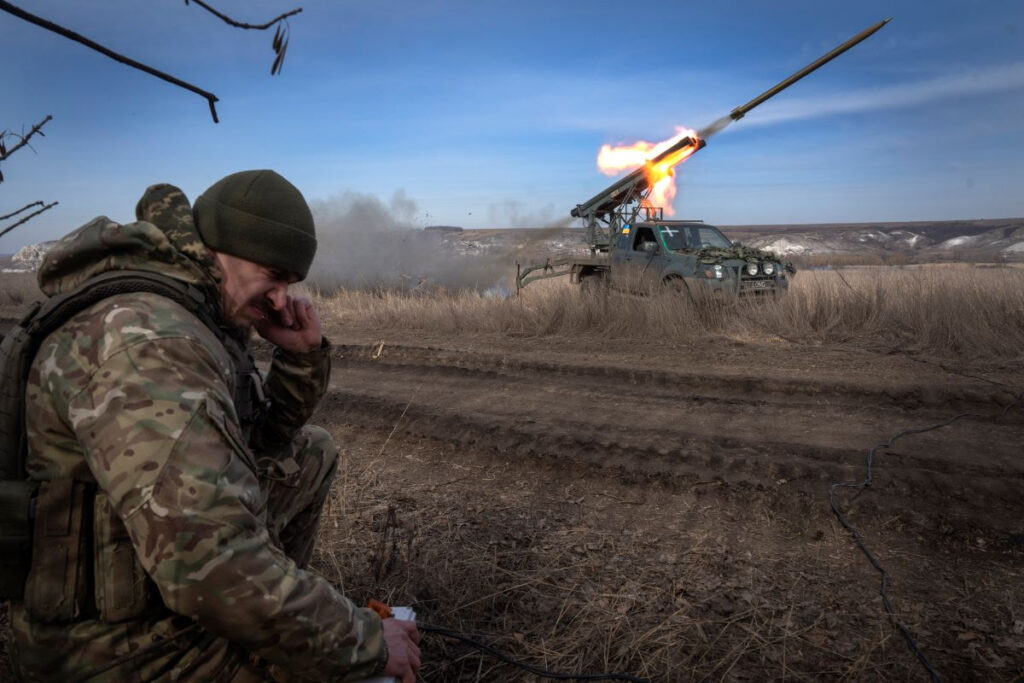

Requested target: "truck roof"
[{"left": 634, "top": 219, "right": 706, "bottom": 226}]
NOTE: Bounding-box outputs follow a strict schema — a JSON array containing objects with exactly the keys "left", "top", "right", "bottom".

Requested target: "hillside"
[
  {"left": 444, "top": 218, "right": 1024, "bottom": 266},
  {"left": 5, "top": 220, "right": 1021, "bottom": 292}
]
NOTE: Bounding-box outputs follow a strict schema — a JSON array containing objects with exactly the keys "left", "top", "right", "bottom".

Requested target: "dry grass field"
[
  {"left": 2, "top": 265, "right": 1022, "bottom": 681},
  {"left": 312, "top": 265, "right": 1024, "bottom": 358},
  {"left": 297, "top": 265, "right": 1022, "bottom": 681}
]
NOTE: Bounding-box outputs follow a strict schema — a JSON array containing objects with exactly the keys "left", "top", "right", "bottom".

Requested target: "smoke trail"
[
  {"left": 697, "top": 114, "right": 734, "bottom": 140},
  {"left": 733, "top": 61, "right": 1024, "bottom": 127}
]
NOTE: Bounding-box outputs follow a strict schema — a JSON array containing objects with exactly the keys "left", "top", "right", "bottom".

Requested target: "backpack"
[{"left": 0, "top": 269, "right": 233, "bottom": 600}]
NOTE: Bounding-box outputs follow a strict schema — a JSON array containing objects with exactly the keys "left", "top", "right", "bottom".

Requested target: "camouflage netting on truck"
[{"left": 691, "top": 242, "right": 796, "bottom": 275}]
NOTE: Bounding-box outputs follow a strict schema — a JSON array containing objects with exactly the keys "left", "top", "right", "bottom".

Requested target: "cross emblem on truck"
[{"left": 661, "top": 227, "right": 678, "bottom": 237}]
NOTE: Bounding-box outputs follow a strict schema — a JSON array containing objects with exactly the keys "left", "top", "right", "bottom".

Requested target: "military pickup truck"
[
  {"left": 517, "top": 219, "right": 791, "bottom": 296},
  {"left": 579, "top": 220, "right": 790, "bottom": 295}
]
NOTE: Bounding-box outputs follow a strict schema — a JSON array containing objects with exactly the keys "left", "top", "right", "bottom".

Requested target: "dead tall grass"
[
  {"left": 314, "top": 266, "right": 1024, "bottom": 358},
  {"left": 311, "top": 428, "right": 930, "bottom": 681}
]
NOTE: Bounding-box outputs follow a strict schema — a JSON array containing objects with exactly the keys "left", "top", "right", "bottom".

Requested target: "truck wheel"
[{"left": 663, "top": 276, "right": 689, "bottom": 295}]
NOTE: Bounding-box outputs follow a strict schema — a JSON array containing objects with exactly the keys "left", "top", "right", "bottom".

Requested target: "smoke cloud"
[
  {"left": 307, "top": 190, "right": 512, "bottom": 293},
  {"left": 487, "top": 200, "right": 574, "bottom": 229},
  {"left": 311, "top": 189, "right": 418, "bottom": 232}
]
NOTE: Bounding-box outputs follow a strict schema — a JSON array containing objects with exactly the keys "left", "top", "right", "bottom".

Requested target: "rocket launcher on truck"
[{"left": 569, "top": 18, "right": 891, "bottom": 254}]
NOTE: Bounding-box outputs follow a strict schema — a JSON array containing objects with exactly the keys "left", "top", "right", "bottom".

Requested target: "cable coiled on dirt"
[{"left": 828, "top": 390, "right": 1023, "bottom": 683}]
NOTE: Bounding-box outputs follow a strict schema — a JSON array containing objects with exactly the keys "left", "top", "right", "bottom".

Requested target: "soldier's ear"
[{"left": 209, "top": 250, "right": 229, "bottom": 278}]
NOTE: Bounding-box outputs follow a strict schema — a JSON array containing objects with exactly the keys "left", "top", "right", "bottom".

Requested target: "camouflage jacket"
[{"left": 9, "top": 185, "right": 384, "bottom": 681}]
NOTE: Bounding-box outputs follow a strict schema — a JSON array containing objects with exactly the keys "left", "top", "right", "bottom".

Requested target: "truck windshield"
[{"left": 658, "top": 225, "right": 732, "bottom": 251}]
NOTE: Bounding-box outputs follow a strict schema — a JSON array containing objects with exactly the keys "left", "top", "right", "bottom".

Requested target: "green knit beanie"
[{"left": 193, "top": 170, "right": 317, "bottom": 280}]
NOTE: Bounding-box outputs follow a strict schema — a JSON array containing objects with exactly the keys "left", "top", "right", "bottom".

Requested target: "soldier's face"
[{"left": 212, "top": 251, "right": 297, "bottom": 329}]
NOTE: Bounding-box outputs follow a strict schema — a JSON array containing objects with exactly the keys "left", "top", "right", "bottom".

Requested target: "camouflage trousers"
[
  {"left": 260, "top": 426, "right": 340, "bottom": 571},
  {"left": 9, "top": 425, "right": 339, "bottom": 683},
  {"left": 231, "top": 424, "right": 342, "bottom": 682}
]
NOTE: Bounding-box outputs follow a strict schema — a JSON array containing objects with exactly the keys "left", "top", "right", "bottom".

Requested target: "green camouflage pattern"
[
  {"left": 680, "top": 242, "right": 796, "bottom": 276},
  {"left": 9, "top": 184, "right": 385, "bottom": 681},
  {"left": 37, "top": 184, "right": 218, "bottom": 297},
  {"left": 690, "top": 241, "right": 786, "bottom": 266}
]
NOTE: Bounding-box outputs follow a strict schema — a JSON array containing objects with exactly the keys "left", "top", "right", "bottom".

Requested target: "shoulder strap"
[
  {"left": 35, "top": 270, "right": 212, "bottom": 333},
  {"left": 0, "top": 270, "right": 219, "bottom": 482}
]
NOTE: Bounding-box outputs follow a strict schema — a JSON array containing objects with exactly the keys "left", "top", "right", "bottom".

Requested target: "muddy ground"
[
  {"left": 304, "top": 326, "right": 1023, "bottom": 681},
  {"left": 2, "top": 312, "right": 1022, "bottom": 681}
]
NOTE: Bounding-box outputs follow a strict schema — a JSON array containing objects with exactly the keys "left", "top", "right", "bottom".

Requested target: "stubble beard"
[{"left": 222, "top": 294, "right": 269, "bottom": 334}]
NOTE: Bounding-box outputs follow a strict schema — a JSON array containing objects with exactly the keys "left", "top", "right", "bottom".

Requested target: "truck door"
[
  {"left": 619, "top": 226, "right": 660, "bottom": 292},
  {"left": 657, "top": 225, "right": 698, "bottom": 278}
]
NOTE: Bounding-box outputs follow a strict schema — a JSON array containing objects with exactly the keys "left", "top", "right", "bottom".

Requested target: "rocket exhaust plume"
[{"left": 597, "top": 128, "right": 701, "bottom": 215}]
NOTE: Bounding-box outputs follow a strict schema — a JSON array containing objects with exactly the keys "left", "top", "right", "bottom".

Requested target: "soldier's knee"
[
  {"left": 299, "top": 425, "right": 336, "bottom": 463},
  {"left": 294, "top": 425, "right": 338, "bottom": 484}
]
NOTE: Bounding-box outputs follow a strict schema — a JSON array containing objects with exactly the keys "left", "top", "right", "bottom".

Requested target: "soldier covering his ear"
[{"left": 9, "top": 171, "right": 420, "bottom": 682}]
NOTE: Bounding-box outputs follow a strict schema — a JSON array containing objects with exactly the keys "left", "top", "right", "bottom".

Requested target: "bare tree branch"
[
  {"left": 184, "top": 0, "right": 299, "bottom": 75},
  {"left": 0, "top": 201, "right": 58, "bottom": 240},
  {"left": 0, "top": 201, "right": 44, "bottom": 221},
  {"left": 0, "top": 115, "right": 52, "bottom": 162},
  {"left": 184, "top": 0, "right": 301, "bottom": 30},
  {"left": 0, "top": 1, "right": 220, "bottom": 122}
]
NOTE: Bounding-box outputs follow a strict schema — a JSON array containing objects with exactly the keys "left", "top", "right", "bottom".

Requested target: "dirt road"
[
  {"left": 310, "top": 330, "right": 1024, "bottom": 681},
  {"left": 324, "top": 334, "right": 1021, "bottom": 531}
]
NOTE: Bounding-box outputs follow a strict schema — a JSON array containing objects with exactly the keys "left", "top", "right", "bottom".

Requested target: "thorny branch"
[
  {"left": 0, "top": 115, "right": 52, "bottom": 162},
  {"left": 0, "top": 1, "right": 221, "bottom": 121},
  {"left": 0, "top": 201, "right": 58, "bottom": 239},
  {"left": 183, "top": 0, "right": 299, "bottom": 75}
]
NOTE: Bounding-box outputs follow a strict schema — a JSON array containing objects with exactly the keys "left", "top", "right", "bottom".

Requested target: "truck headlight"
[
  {"left": 703, "top": 264, "right": 725, "bottom": 280},
  {"left": 763, "top": 262, "right": 776, "bottom": 276},
  {"left": 745, "top": 262, "right": 759, "bottom": 276}
]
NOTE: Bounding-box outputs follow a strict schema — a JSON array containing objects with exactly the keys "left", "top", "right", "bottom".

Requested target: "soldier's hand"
[
  {"left": 254, "top": 295, "right": 323, "bottom": 354},
  {"left": 382, "top": 618, "right": 421, "bottom": 683}
]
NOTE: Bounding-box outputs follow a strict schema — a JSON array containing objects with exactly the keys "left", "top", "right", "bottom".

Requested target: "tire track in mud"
[
  {"left": 331, "top": 342, "right": 1016, "bottom": 412},
  {"left": 323, "top": 345, "right": 1023, "bottom": 529}
]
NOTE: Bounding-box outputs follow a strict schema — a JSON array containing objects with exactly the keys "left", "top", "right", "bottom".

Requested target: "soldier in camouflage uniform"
[{"left": 8, "top": 171, "right": 421, "bottom": 681}]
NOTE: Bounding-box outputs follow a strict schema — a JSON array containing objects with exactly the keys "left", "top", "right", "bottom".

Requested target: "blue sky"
[{"left": 2, "top": 0, "right": 1023, "bottom": 253}]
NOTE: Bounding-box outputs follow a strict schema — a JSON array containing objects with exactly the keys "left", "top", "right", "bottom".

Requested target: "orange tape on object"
[{"left": 368, "top": 599, "right": 392, "bottom": 619}]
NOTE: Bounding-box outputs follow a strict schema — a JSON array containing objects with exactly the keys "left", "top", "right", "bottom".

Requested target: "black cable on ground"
[
  {"left": 828, "top": 391, "right": 1023, "bottom": 683},
  {"left": 419, "top": 623, "right": 650, "bottom": 682}
]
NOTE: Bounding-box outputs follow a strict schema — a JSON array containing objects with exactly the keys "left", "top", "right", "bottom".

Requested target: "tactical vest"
[{"left": 0, "top": 269, "right": 268, "bottom": 602}]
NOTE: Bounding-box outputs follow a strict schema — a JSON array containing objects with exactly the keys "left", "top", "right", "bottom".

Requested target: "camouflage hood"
[
  {"left": 684, "top": 241, "right": 796, "bottom": 273},
  {"left": 687, "top": 241, "right": 784, "bottom": 264},
  {"left": 38, "top": 184, "right": 221, "bottom": 297}
]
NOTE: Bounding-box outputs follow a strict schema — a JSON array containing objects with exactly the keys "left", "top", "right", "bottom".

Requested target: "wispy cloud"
[{"left": 741, "top": 61, "right": 1024, "bottom": 126}]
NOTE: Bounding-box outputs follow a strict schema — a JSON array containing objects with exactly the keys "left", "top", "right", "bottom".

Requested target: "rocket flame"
[{"left": 596, "top": 127, "right": 700, "bottom": 216}]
